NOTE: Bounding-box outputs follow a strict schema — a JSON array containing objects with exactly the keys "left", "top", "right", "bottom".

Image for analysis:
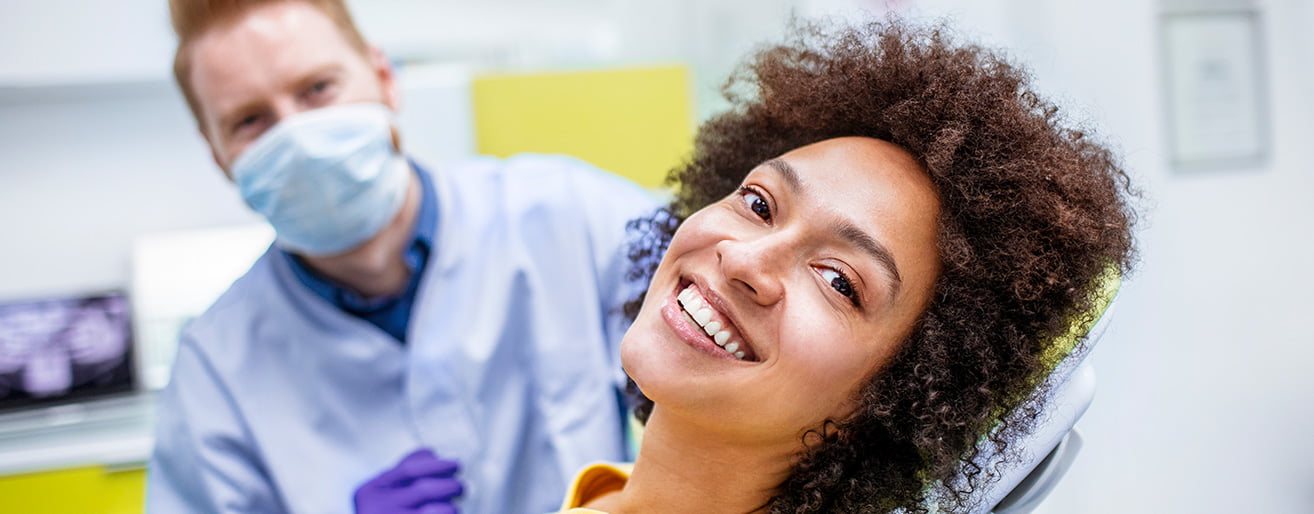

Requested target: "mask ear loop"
[{"left": 389, "top": 125, "right": 402, "bottom": 154}]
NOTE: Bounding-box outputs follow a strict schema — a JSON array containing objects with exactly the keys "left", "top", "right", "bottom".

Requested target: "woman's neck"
[{"left": 593, "top": 407, "right": 798, "bottom": 514}]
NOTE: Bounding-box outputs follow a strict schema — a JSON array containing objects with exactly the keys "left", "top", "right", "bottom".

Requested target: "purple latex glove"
[{"left": 354, "top": 448, "right": 464, "bottom": 514}]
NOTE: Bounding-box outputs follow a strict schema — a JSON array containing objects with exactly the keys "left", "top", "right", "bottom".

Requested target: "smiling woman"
[
  {"left": 563, "top": 17, "right": 1138, "bottom": 514},
  {"left": 624, "top": 136, "right": 943, "bottom": 454}
]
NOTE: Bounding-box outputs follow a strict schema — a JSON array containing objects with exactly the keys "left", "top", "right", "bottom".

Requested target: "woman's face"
[{"left": 622, "top": 136, "right": 942, "bottom": 445}]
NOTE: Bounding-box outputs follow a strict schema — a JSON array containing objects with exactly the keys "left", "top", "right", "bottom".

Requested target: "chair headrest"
[
  {"left": 932, "top": 268, "right": 1122, "bottom": 513},
  {"left": 1041, "top": 268, "right": 1121, "bottom": 370}
]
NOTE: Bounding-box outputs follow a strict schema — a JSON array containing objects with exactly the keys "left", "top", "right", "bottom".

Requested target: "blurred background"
[{"left": 0, "top": 0, "right": 1310, "bottom": 512}]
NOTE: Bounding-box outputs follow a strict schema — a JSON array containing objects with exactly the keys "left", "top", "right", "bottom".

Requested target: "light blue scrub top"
[{"left": 147, "top": 154, "right": 658, "bottom": 514}]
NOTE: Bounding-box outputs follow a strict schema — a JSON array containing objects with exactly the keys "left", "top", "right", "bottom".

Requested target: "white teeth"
[
  {"left": 679, "top": 284, "right": 749, "bottom": 361},
  {"left": 702, "top": 321, "right": 721, "bottom": 336}
]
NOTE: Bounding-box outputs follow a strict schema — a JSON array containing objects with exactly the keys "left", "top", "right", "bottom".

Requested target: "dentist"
[{"left": 147, "top": 1, "right": 656, "bottom": 513}]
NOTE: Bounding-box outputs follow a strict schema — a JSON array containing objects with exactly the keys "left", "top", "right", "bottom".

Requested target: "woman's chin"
[{"left": 619, "top": 328, "right": 670, "bottom": 395}]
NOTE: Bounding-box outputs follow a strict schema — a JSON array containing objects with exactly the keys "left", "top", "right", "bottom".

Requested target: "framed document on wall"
[{"left": 1160, "top": 3, "right": 1269, "bottom": 171}]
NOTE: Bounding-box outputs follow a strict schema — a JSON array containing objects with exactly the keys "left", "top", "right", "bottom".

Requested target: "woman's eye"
[
  {"left": 820, "top": 268, "right": 860, "bottom": 306},
  {"left": 739, "top": 187, "right": 771, "bottom": 221}
]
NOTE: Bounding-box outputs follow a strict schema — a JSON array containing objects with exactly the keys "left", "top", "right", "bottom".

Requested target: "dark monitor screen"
[{"left": 0, "top": 292, "right": 136, "bottom": 413}]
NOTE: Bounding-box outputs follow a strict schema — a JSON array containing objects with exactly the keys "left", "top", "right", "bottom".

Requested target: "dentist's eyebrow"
[{"left": 217, "top": 99, "right": 263, "bottom": 132}]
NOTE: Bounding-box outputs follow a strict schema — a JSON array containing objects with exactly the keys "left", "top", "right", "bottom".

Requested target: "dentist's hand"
[{"left": 354, "top": 448, "right": 464, "bottom": 514}]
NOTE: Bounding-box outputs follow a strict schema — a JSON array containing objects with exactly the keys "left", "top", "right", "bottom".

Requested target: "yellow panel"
[
  {"left": 472, "top": 65, "right": 694, "bottom": 189},
  {"left": 0, "top": 466, "right": 145, "bottom": 514}
]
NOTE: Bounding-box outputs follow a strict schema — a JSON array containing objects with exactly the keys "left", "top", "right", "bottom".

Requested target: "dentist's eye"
[
  {"left": 739, "top": 186, "right": 771, "bottom": 222},
  {"left": 820, "top": 268, "right": 860, "bottom": 306},
  {"left": 232, "top": 113, "right": 264, "bottom": 136},
  {"left": 302, "top": 78, "right": 338, "bottom": 106}
]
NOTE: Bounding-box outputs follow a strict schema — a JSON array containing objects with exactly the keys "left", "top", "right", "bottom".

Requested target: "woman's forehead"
[
  {"left": 776, "top": 137, "right": 922, "bottom": 180},
  {"left": 754, "top": 138, "right": 938, "bottom": 219}
]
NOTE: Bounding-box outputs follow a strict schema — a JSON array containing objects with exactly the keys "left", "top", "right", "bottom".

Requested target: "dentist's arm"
[{"left": 147, "top": 337, "right": 284, "bottom": 513}]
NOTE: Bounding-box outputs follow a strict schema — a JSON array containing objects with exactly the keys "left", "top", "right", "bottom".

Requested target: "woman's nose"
[{"left": 716, "top": 235, "right": 786, "bottom": 306}]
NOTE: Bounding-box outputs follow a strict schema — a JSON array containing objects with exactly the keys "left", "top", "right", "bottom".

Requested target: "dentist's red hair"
[{"left": 168, "top": 0, "right": 370, "bottom": 123}]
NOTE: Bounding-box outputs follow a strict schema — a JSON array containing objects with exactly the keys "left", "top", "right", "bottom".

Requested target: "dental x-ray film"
[{"left": 0, "top": 292, "right": 135, "bottom": 412}]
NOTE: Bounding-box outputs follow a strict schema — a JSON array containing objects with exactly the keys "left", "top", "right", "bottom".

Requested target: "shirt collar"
[{"left": 405, "top": 159, "right": 438, "bottom": 272}]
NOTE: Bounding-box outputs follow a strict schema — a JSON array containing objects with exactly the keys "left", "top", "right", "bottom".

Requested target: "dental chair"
[{"left": 952, "top": 276, "right": 1120, "bottom": 513}]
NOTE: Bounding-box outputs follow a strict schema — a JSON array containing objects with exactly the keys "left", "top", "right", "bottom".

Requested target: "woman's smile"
[{"left": 661, "top": 280, "right": 759, "bottom": 362}]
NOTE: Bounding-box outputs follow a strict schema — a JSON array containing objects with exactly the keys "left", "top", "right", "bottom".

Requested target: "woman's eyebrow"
[
  {"left": 762, "top": 158, "right": 803, "bottom": 192},
  {"left": 833, "top": 216, "right": 903, "bottom": 299},
  {"left": 763, "top": 156, "right": 903, "bottom": 298}
]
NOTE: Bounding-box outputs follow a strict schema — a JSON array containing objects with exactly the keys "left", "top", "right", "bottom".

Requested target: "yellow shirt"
[{"left": 558, "top": 462, "right": 633, "bottom": 513}]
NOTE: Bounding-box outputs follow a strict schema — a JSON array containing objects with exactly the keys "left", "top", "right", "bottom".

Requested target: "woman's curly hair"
[{"left": 623, "top": 17, "right": 1138, "bottom": 513}]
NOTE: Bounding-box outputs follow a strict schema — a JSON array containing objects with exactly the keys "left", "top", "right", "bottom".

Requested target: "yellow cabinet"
[
  {"left": 0, "top": 466, "right": 145, "bottom": 514},
  {"left": 473, "top": 65, "right": 695, "bottom": 190}
]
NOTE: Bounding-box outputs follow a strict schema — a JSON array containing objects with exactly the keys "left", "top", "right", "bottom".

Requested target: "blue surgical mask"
[{"left": 231, "top": 103, "right": 411, "bottom": 256}]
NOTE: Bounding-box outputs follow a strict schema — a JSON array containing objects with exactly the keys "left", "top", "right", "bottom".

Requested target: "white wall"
[
  {"left": 1041, "top": 0, "right": 1314, "bottom": 509},
  {"left": 0, "top": 86, "right": 254, "bottom": 301},
  {"left": 0, "top": 1, "right": 173, "bottom": 85}
]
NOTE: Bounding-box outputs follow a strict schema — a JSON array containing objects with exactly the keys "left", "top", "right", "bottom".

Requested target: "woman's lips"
[{"left": 660, "top": 280, "right": 757, "bottom": 362}]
